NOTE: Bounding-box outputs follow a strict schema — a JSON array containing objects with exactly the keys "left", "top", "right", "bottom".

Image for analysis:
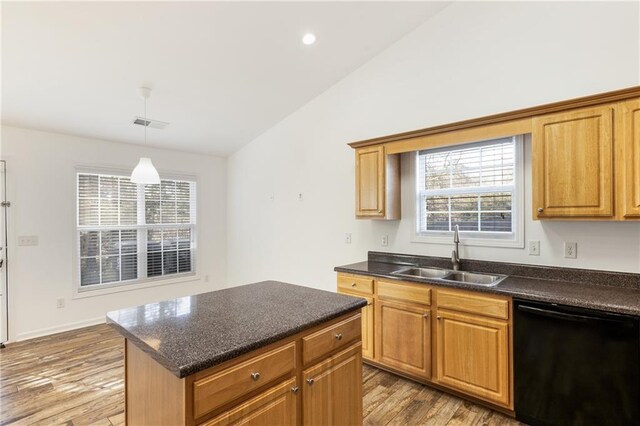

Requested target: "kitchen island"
[{"left": 107, "top": 281, "right": 367, "bottom": 426}]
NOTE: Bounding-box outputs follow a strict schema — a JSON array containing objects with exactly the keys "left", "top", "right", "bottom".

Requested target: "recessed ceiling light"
[{"left": 302, "top": 33, "right": 316, "bottom": 45}]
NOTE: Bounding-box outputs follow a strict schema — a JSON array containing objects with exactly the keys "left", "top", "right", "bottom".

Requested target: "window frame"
[
  {"left": 411, "top": 135, "right": 525, "bottom": 249},
  {"left": 72, "top": 165, "right": 199, "bottom": 298}
]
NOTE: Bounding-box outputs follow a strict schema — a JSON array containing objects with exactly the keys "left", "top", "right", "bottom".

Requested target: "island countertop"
[{"left": 106, "top": 281, "right": 367, "bottom": 378}]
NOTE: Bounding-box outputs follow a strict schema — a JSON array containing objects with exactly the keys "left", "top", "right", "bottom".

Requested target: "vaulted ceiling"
[{"left": 2, "top": 1, "right": 450, "bottom": 156}]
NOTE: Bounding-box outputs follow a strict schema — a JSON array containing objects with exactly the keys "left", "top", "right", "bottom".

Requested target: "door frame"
[{"left": 0, "top": 159, "right": 9, "bottom": 345}]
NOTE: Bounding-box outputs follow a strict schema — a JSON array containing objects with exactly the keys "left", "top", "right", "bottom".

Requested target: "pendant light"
[{"left": 131, "top": 87, "right": 161, "bottom": 185}]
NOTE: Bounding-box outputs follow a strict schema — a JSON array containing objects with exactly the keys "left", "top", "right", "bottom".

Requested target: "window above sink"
[{"left": 412, "top": 135, "right": 525, "bottom": 249}]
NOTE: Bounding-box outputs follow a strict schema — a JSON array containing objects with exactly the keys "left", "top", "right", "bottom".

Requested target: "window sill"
[
  {"left": 411, "top": 234, "right": 524, "bottom": 249},
  {"left": 73, "top": 273, "right": 200, "bottom": 300}
]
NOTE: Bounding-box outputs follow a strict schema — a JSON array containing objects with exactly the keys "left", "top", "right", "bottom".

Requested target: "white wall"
[
  {"left": 227, "top": 1, "right": 640, "bottom": 292},
  {"left": 1, "top": 126, "right": 227, "bottom": 341}
]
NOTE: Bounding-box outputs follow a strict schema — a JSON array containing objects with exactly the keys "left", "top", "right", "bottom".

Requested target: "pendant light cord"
[{"left": 144, "top": 96, "right": 147, "bottom": 147}]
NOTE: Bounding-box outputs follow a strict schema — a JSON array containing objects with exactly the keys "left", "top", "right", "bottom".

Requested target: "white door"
[{"left": 0, "top": 160, "right": 8, "bottom": 344}]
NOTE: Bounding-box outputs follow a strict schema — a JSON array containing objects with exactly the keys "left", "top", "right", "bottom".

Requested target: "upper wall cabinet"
[
  {"left": 355, "top": 146, "right": 400, "bottom": 220},
  {"left": 532, "top": 106, "right": 614, "bottom": 219},
  {"left": 617, "top": 99, "right": 640, "bottom": 218}
]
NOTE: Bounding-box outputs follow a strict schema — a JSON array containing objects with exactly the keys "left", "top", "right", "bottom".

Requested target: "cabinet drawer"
[
  {"left": 193, "top": 342, "right": 296, "bottom": 419},
  {"left": 337, "top": 274, "right": 374, "bottom": 295},
  {"left": 303, "top": 314, "right": 361, "bottom": 365},
  {"left": 437, "top": 290, "right": 509, "bottom": 320},
  {"left": 377, "top": 280, "right": 431, "bottom": 305}
]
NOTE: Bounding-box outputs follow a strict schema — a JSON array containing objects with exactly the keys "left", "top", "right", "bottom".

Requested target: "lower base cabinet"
[
  {"left": 202, "top": 378, "right": 298, "bottom": 426},
  {"left": 376, "top": 299, "right": 431, "bottom": 379},
  {"left": 336, "top": 272, "right": 513, "bottom": 412},
  {"left": 303, "top": 343, "right": 363, "bottom": 426},
  {"left": 435, "top": 310, "right": 510, "bottom": 407}
]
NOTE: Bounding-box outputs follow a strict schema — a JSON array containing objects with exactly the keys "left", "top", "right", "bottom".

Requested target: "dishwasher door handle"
[{"left": 517, "top": 304, "right": 633, "bottom": 326}]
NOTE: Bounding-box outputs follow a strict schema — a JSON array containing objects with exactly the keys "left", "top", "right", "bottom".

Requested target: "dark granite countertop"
[
  {"left": 335, "top": 253, "right": 640, "bottom": 317},
  {"left": 106, "top": 281, "right": 367, "bottom": 378}
]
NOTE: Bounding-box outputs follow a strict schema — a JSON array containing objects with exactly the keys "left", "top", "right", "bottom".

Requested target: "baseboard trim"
[{"left": 14, "top": 316, "right": 106, "bottom": 342}]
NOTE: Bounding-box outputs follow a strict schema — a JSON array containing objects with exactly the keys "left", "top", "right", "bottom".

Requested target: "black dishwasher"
[{"left": 514, "top": 299, "right": 640, "bottom": 426}]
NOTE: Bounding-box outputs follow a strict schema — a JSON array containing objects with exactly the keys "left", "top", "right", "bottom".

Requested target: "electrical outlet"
[
  {"left": 564, "top": 242, "right": 578, "bottom": 259},
  {"left": 381, "top": 235, "right": 388, "bottom": 247},
  {"left": 56, "top": 298, "right": 65, "bottom": 309},
  {"left": 528, "top": 240, "right": 540, "bottom": 256},
  {"left": 345, "top": 233, "right": 352, "bottom": 244},
  {"left": 204, "top": 275, "right": 210, "bottom": 283},
  {"left": 18, "top": 235, "right": 39, "bottom": 246},
  {"left": 297, "top": 193, "right": 303, "bottom": 201}
]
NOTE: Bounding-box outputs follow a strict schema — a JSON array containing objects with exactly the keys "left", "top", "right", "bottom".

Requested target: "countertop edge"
[
  {"left": 334, "top": 265, "right": 640, "bottom": 317},
  {"left": 107, "top": 300, "right": 367, "bottom": 378}
]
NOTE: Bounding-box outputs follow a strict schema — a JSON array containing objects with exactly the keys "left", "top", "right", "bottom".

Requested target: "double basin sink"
[{"left": 391, "top": 266, "right": 506, "bottom": 287}]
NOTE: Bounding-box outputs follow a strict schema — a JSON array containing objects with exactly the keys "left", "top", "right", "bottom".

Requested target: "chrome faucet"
[{"left": 452, "top": 224, "right": 460, "bottom": 271}]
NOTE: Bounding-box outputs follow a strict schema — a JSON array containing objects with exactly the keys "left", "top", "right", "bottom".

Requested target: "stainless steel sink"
[
  {"left": 441, "top": 271, "right": 506, "bottom": 286},
  {"left": 391, "top": 267, "right": 449, "bottom": 279},
  {"left": 391, "top": 266, "right": 506, "bottom": 286}
]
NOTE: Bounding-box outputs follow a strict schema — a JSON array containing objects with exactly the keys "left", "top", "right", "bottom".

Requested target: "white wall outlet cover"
[
  {"left": 297, "top": 193, "right": 303, "bottom": 201},
  {"left": 18, "top": 235, "right": 39, "bottom": 246},
  {"left": 345, "top": 233, "right": 352, "bottom": 244},
  {"left": 56, "top": 298, "right": 65, "bottom": 308},
  {"left": 381, "top": 235, "right": 388, "bottom": 247},
  {"left": 564, "top": 242, "right": 578, "bottom": 259}
]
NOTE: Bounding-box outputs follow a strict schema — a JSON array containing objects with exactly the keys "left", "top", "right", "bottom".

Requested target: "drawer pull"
[
  {"left": 335, "top": 333, "right": 343, "bottom": 340},
  {"left": 251, "top": 372, "right": 261, "bottom": 381},
  {"left": 351, "top": 282, "right": 357, "bottom": 287},
  {"left": 291, "top": 386, "right": 299, "bottom": 394},
  {"left": 422, "top": 313, "right": 429, "bottom": 319},
  {"left": 306, "top": 378, "right": 315, "bottom": 385},
  {"left": 437, "top": 316, "right": 441, "bottom": 320}
]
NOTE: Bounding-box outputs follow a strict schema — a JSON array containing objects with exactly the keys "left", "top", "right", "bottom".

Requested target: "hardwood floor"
[{"left": 0, "top": 324, "right": 522, "bottom": 425}]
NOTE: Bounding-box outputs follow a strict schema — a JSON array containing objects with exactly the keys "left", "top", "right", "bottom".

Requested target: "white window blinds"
[
  {"left": 417, "top": 137, "right": 517, "bottom": 236},
  {"left": 77, "top": 173, "right": 196, "bottom": 288}
]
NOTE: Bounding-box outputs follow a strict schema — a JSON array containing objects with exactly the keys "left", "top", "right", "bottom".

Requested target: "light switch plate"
[
  {"left": 345, "top": 233, "right": 352, "bottom": 244},
  {"left": 528, "top": 240, "right": 540, "bottom": 256}
]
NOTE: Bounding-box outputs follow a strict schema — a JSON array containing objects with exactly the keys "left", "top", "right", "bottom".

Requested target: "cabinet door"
[
  {"left": 532, "top": 106, "right": 614, "bottom": 218},
  {"left": 435, "top": 310, "right": 510, "bottom": 407},
  {"left": 375, "top": 299, "right": 431, "bottom": 379},
  {"left": 617, "top": 99, "right": 640, "bottom": 218},
  {"left": 355, "top": 146, "right": 385, "bottom": 217},
  {"left": 303, "top": 343, "right": 363, "bottom": 426},
  {"left": 202, "top": 378, "right": 297, "bottom": 426},
  {"left": 336, "top": 290, "right": 374, "bottom": 360}
]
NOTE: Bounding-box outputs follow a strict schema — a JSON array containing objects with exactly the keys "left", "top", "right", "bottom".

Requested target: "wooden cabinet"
[
  {"left": 355, "top": 146, "right": 400, "bottom": 220},
  {"left": 617, "top": 99, "right": 640, "bottom": 218},
  {"left": 336, "top": 273, "right": 374, "bottom": 360},
  {"left": 434, "top": 310, "right": 510, "bottom": 407},
  {"left": 532, "top": 105, "right": 614, "bottom": 218},
  {"left": 337, "top": 272, "right": 513, "bottom": 411},
  {"left": 125, "top": 311, "right": 363, "bottom": 426},
  {"left": 302, "top": 343, "right": 363, "bottom": 426},
  {"left": 202, "top": 378, "right": 297, "bottom": 426},
  {"left": 375, "top": 298, "right": 431, "bottom": 379}
]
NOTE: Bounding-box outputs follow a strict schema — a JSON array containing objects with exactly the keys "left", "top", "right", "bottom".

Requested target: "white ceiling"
[{"left": 1, "top": 1, "right": 449, "bottom": 156}]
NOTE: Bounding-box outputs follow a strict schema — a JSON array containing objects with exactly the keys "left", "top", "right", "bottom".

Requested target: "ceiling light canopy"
[{"left": 302, "top": 33, "right": 316, "bottom": 45}]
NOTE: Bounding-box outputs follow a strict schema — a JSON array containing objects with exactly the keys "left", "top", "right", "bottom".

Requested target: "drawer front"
[
  {"left": 193, "top": 342, "right": 296, "bottom": 419},
  {"left": 337, "top": 274, "right": 374, "bottom": 295},
  {"left": 303, "top": 314, "right": 361, "bottom": 365},
  {"left": 437, "top": 290, "right": 509, "bottom": 320},
  {"left": 377, "top": 280, "right": 431, "bottom": 305}
]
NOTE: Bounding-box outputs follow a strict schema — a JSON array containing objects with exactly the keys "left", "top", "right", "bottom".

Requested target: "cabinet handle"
[
  {"left": 537, "top": 207, "right": 544, "bottom": 213},
  {"left": 437, "top": 316, "right": 441, "bottom": 320},
  {"left": 335, "top": 333, "right": 343, "bottom": 340},
  {"left": 307, "top": 378, "right": 315, "bottom": 385},
  {"left": 422, "top": 313, "right": 429, "bottom": 319},
  {"left": 251, "top": 372, "right": 261, "bottom": 381},
  {"left": 291, "top": 386, "right": 299, "bottom": 394},
  {"left": 351, "top": 283, "right": 357, "bottom": 287}
]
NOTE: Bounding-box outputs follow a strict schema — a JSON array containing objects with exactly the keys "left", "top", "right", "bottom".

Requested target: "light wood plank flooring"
[{"left": 0, "top": 324, "right": 522, "bottom": 425}]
